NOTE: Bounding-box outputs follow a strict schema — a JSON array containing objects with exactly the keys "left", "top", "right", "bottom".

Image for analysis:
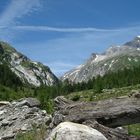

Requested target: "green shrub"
[{"left": 71, "top": 94, "right": 80, "bottom": 101}]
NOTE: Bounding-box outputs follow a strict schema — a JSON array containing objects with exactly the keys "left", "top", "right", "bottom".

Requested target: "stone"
[
  {"left": 54, "top": 96, "right": 140, "bottom": 127},
  {"left": 54, "top": 96, "right": 72, "bottom": 110},
  {"left": 0, "top": 133, "right": 15, "bottom": 140},
  {"left": 0, "top": 98, "right": 51, "bottom": 139},
  {"left": 2, "top": 119, "right": 10, "bottom": 126},
  {"left": 51, "top": 112, "right": 64, "bottom": 125},
  {"left": 0, "top": 101, "right": 11, "bottom": 107},
  {"left": 15, "top": 98, "right": 40, "bottom": 107},
  {"left": 46, "top": 122, "right": 107, "bottom": 140},
  {"left": 134, "top": 93, "right": 140, "bottom": 98},
  {"left": 0, "top": 110, "right": 5, "bottom": 115}
]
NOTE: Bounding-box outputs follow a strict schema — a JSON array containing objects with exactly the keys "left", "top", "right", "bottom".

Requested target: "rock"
[
  {"left": 15, "top": 98, "right": 40, "bottom": 107},
  {"left": 0, "top": 98, "right": 51, "bottom": 139},
  {"left": 50, "top": 96, "right": 140, "bottom": 140},
  {"left": 115, "top": 127, "right": 128, "bottom": 134},
  {"left": 61, "top": 37, "right": 140, "bottom": 83},
  {"left": 134, "top": 93, "right": 140, "bottom": 98},
  {"left": 0, "top": 101, "right": 11, "bottom": 107},
  {"left": 129, "top": 90, "right": 140, "bottom": 98},
  {"left": 0, "top": 110, "right": 6, "bottom": 115},
  {"left": 54, "top": 96, "right": 72, "bottom": 110},
  {"left": 51, "top": 112, "right": 64, "bottom": 126},
  {"left": 0, "top": 133, "right": 15, "bottom": 140},
  {"left": 1, "top": 119, "right": 11, "bottom": 126},
  {"left": 46, "top": 122, "right": 107, "bottom": 140},
  {"left": 54, "top": 96, "right": 140, "bottom": 128},
  {"left": 84, "top": 120, "right": 139, "bottom": 140}
]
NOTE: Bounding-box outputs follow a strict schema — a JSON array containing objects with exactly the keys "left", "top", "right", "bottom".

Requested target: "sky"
[{"left": 0, "top": 0, "right": 140, "bottom": 76}]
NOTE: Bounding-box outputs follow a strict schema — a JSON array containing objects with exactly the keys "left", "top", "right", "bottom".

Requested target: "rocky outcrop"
[
  {"left": 0, "top": 95, "right": 140, "bottom": 140},
  {"left": 0, "top": 98, "right": 51, "bottom": 140},
  {"left": 46, "top": 122, "right": 107, "bottom": 140},
  {"left": 52, "top": 96, "right": 140, "bottom": 127},
  {"left": 49, "top": 95, "right": 140, "bottom": 140},
  {"left": 0, "top": 41, "right": 58, "bottom": 87}
]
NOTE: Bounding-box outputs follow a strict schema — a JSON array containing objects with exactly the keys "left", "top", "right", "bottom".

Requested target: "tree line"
[
  {"left": 0, "top": 63, "right": 23, "bottom": 89},
  {"left": 35, "top": 65, "right": 140, "bottom": 99},
  {"left": 0, "top": 63, "right": 140, "bottom": 113}
]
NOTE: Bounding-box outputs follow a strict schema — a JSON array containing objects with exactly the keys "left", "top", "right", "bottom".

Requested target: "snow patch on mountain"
[
  {"left": 92, "top": 55, "right": 106, "bottom": 63},
  {"left": 62, "top": 36, "right": 140, "bottom": 83}
]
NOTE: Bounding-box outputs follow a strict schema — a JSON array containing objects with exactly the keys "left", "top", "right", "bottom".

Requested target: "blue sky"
[{"left": 0, "top": 0, "right": 140, "bottom": 76}]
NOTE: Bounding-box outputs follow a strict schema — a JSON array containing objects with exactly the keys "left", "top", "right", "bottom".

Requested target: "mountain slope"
[
  {"left": 62, "top": 36, "right": 140, "bottom": 83},
  {"left": 0, "top": 41, "right": 58, "bottom": 87}
]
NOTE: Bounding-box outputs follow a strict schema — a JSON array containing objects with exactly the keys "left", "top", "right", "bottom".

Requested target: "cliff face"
[{"left": 0, "top": 41, "right": 58, "bottom": 87}]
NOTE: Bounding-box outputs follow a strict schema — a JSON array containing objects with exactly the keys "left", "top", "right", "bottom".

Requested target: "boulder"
[
  {"left": 46, "top": 122, "right": 107, "bottom": 140},
  {"left": 50, "top": 96, "right": 140, "bottom": 140},
  {"left": 15, "top": 98, "right": 40, "bottom": 107}
]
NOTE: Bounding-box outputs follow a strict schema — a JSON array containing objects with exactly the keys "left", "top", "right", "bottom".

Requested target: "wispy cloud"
[
  {"left": 15, "top": 24, "right": 140, "bottom": 76},
  {"left": 45, "top": 61, "right": 77, "bottom": 76},
  {"left": 0, "top": 0, "right": 41, "bottom": 26},
  {"left": 1, "top": 24, "right": 140, "bottom": 34},
  {"left": 9, "top": 25, "right": 120, "bottom": 32},
  {"left": 0, "top": 0, "right": 41, "bottom": 41}
]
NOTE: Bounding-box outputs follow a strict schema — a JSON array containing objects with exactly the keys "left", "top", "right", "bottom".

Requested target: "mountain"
[
  {"left": 0, "top": 41, "right": 58, "bottom": 87},
  {"left": 61, "top": 36, "right": 140, "bottom": 83}
]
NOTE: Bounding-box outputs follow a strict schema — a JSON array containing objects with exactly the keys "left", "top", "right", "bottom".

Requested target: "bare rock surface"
[
  {"left": 46, "top": 122, "right": 107, "bottom": 140},
  {"left": 49, "top": 96, "right": 140, "bottom": 140},
  {"left": 53, "top": 96, "right": 140, "bottom": 128},
  {"left": 0, "top": 98, "right": 51, "bottom": 140}
]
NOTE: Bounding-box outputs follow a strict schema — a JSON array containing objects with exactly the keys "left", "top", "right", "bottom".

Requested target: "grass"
[
  {"left": 66, "top": 84, "right": 140, "bottom": 102},
  {"left": 0, "top": 84, "right": 34, "bottom": 101},
  {"left": 125, "top": 124, "right": 140, "bottom": 137},
  {"left": 16, "top": 124, "right": 47, "bottom": 140},
  {"left": 1, "top": 83, "right": 140, "bottom": 138}
]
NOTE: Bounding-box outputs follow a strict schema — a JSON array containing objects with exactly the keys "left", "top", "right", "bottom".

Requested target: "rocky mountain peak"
[
  {"left": 124, "top": 36, "right": 140, "bottom": 48},
  {"left": 90, "top": 53, "right": 97, "bottom": 58},
  {"left": 62, "top": 36, "right": 140, "bottom": 83},
  {"left": 105, "top": 45, "right": 120, "bottom": 56},
  {"left": 87, "top": 53, "right": 97, "bottom": 62}
]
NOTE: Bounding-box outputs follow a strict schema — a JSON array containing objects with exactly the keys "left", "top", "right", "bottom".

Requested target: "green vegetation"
[
  {"left": 67, "top": 84, "right": 140, "bottom": 102},
  {"left": 0, "top": 63, "right": 23, "bottom": 89},
  {"left": 126, "top": 124, "right": 140, "bottom": 137},
  {"left": 71, "top": 94, "right": 80, "bottom": 101},
  {"left": 0, "top": 63, "right": 140, "bottom": 137},
  {"left": 0, "top": 41, "right": 16, "bottom": 52},
  {"left": 16, "top": 124, "right": 47, "bottom": 140}
]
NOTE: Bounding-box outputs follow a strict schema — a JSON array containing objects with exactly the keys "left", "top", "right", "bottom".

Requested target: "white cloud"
[
  {"left": 44, "top": 61, "right": 77, "bottom": 76},
  {"left": 1, "top": 24, "right": 140, "bottom": 34},
  {"left": 14, "top": 24, "right": 140, "bottom": 76},
  {"left": 0, "top": 0, "right": 41, "bottom": 41},
  {"left": 0, "top": 0, "right": 41, "bottom": 26},
  {"left": 10, "top": 25, "right": 120, "bottom": 32},
  {"left": 46, "top": 61, "right": 76, "bottom": 67}
]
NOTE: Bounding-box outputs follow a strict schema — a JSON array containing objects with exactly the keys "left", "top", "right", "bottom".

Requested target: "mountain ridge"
[
  {"left": 61, "top": 36, "right": 140, "bottom": 83},
  {"left": 0, "top": 41, "right": 58, "bottom": 87}
]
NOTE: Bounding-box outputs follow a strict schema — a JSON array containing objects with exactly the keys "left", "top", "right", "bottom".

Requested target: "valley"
[{"left": 0, "top": 37, "right": 140, "bottom": 140}]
